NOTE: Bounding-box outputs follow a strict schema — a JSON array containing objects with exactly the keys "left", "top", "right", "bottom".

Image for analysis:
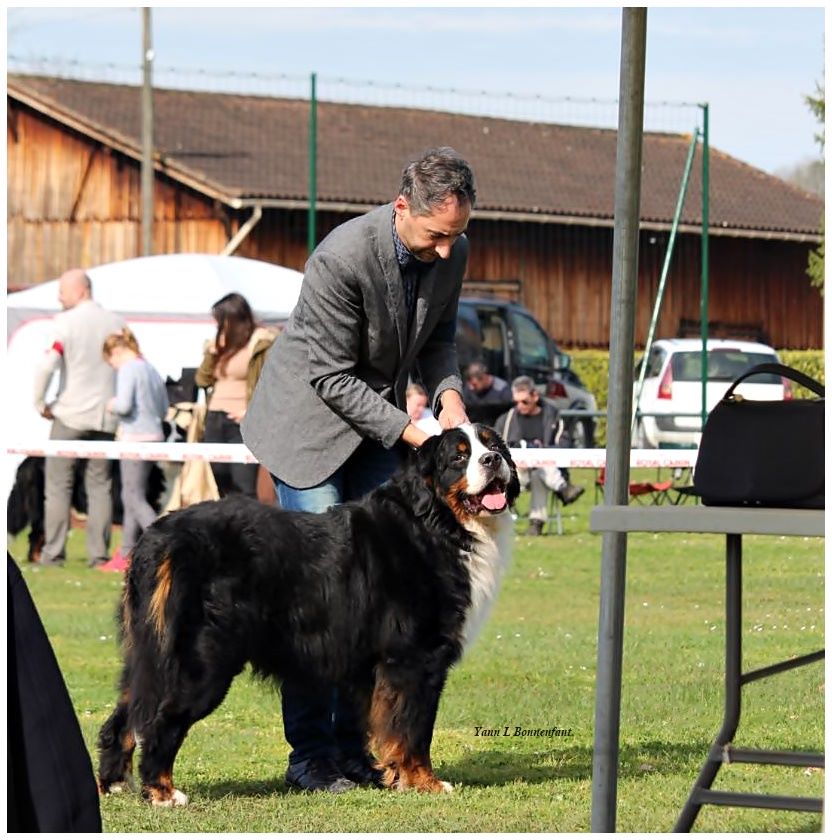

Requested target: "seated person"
[
  {"left": 405, "top": 382, "right": 441, "bottom": 435},
  {"left": 463, "top": 361, "right": 513, "bottom": 425},
  {"left": 495, "top": 375, "right": 584, "bottom": 536}
]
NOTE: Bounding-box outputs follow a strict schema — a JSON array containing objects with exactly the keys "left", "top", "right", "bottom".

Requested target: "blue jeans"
[{"left": 274, "top": 438, "right": 401, "bottom": 766}]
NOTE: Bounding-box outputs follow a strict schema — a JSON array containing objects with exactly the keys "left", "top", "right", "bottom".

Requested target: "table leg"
[{"left": 674, "top": 533, "right": 743, "bottom": 832}]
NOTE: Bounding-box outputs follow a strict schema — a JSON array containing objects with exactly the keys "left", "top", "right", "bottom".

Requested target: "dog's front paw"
[{"left": 150, "top": 788, "right": 189, "bottom": 807}]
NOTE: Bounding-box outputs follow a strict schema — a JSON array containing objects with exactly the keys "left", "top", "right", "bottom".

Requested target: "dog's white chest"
[{"left": 460, "top": 514, "right": 514, "bottom": 650}]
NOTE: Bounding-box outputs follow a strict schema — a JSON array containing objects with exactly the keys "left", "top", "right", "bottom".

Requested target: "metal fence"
[{"left": 8, "top": 54, "right": 701, "bottom": 137}]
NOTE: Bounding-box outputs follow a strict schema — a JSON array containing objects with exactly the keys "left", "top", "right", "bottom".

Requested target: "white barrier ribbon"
[{"left": 6, "top": 441, "right": 698, "bottom": 469}]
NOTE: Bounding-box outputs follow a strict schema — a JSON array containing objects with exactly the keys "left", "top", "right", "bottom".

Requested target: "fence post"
[{"left": 699, "top": 102, "right": 710, "bottom": 429}]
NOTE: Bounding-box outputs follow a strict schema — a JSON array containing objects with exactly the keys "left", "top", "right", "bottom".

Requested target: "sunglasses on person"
[{"left": 514, "top": 396, "right": 536, "bottom": 406}]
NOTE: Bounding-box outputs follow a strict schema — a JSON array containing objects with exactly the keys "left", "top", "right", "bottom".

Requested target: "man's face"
[
  {"left": 467, "top": 373, "right": 488, "bottom": 394},
  {"left": 58, "top": 277, "right": 85, "bottom": 310},
  {"left": 512, "top": 389, "right": 539, "bottom": 416},
  {"left": 394, "top": 194, "right": 470, "bottom": 262}
]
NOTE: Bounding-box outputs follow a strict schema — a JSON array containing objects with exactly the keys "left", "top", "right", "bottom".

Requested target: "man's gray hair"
[
  {"left": 399, "top": 146, "right": 476, "bottom": 215},
  {"left": 511, "top": 375, "right": 537, "bottom": 393}
]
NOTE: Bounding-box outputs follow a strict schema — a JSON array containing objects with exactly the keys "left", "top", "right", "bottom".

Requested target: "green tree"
[{"left": 805, "top": 82, "right": 824, "bottom": 295}]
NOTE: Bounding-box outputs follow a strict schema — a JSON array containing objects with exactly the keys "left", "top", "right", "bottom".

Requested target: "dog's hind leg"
[
  {"left": 136, "top": 669, "right": 238, "bottom": 806},
  {"left": 368, "top": 658, "right": 454, "bottom": 793},
  {"left": 97, "top": 686, "right": 138, "bottom": 794},
  {"left": 137, "top": 710, "right": 193, "bottom": 806}
]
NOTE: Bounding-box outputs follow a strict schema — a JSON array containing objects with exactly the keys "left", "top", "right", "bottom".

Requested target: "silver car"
[{"left": 632, "top": 338, "right": 787, "bottom": 448}]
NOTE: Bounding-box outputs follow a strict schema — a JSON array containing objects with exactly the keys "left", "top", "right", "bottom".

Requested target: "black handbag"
[{"left": 693, "top": 363, "right": 825, "bottom": 509}]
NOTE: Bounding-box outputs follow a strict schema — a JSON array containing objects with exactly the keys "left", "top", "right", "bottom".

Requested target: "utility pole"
[
  {"left": 141, "top": 7, "right": 154, "bottom": 256},
  {"left": 307, "top": 72, "right": 317, "bottom": 256}
]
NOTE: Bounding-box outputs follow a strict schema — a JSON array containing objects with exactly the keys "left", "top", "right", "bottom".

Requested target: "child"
[{"left": 101, "top": 328, "right": 168, "bottom": 569}]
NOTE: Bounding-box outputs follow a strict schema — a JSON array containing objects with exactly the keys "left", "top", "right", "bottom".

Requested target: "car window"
[
  {"left": 637, "top": 346, "right": 666, "bottom": 379},
  {"left": 475, "top": 309, "right": 508, "bottom": 376},
  {"left": 511, "top": 311, "right": 551, "bottom": 370},
  {"left": 670, "top": 350, "right": 780, "bottom": 383},
  {"left": 455, "top": 303, "right": 483, "bottom": 370}
]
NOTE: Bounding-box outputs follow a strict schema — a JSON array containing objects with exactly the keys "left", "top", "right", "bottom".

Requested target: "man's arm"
[
  {"left": 435, "top": 387, "right": 468, "bottom": 430},
  {"left": 33, "top": 346, "right": 62, "bottom": 419},
  {"left": 303, "top": 250, "right": 410, "bottom": 448}
]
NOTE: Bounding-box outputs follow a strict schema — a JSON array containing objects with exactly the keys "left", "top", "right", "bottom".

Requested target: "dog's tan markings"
[
  {"left": 446, "top": 476, "right": 473, "bottom": 524},
  {"left": 122, "top": 728, "right": 136, "bottom": 755},
  {"left": 145, "top": 772, "right": 189, "bottom": 806},
  {"left": 145, "top": 771, "right": 173, "bottom": 804},
  {"left": 479, "top": 427, "right": 493, "bottom": 444},
  {"left": 120, "top": 585, "right": 133, "bottom": 649},
  {"left": 369, "top": 677, "right": 451, "bottom": 793},
  {"left": 398, "top": 758, "right": 450, "bottom": 793},
  {"left": 369, "top": 676, "right": 400, "bottom": 787},
  {"left": 149, "top": 554, "right": 173, "bottom": 639}
]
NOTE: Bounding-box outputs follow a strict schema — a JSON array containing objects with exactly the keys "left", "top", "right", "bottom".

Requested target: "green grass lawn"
[{"left": 7, "top": 478, "right": 824, "bottom": 832}]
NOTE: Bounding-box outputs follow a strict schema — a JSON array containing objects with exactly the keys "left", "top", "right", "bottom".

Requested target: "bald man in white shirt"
[{"left": 33, "top": 269, "right": 125, "bottom": 567}]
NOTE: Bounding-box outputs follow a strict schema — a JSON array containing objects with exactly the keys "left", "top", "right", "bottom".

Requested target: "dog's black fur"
[
  {"left": 97, "top": 425, "right": 519, "bottom": 804},
  {"left": 6, "top": 457, "right": 166, "bottom": 562}
]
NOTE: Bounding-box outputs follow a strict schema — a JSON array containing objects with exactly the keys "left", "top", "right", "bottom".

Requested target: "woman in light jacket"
[{"left": 196, "top": 293, "right": 275, "bottom": 497}]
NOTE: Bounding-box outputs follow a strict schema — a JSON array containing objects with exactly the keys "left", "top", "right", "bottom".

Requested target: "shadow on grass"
[
  {"left": 200, "top": 776, "right": 288, "bottom": 799},
  {"left": 197, "top": 739, "right": 713, "bottom": 798},
  {"left": 440, "top": 739, "right": 713, "bottom": 787}
]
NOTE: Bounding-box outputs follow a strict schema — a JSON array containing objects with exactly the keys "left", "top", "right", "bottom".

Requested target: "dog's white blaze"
[{"left": 460, "top": 423, "right": 493, "bottom": 494}]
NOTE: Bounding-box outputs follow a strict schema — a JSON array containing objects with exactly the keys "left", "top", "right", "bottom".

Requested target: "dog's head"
[{"left": 414, "top": 424, "right": 520, "bottom": 524}]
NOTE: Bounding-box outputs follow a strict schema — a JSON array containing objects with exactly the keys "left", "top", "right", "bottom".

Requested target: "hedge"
[{"left": 566, "top": 348, "right": 825, "bottom": 448}]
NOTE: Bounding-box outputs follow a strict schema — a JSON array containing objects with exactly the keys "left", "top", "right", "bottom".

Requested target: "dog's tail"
[
  {"left": 123, "top": 530, "right": 180, "bottom": 654},
  {"left": 119, "top": 527, "right": 194, "bottom": 732}
]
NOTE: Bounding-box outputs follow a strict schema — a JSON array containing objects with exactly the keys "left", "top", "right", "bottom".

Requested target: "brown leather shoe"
[
  {"left": 557, "top": 484, "right": 585, "bottom": 506},
  {"left": 526, "top": 518, "right": 544, "bottom": 536}
]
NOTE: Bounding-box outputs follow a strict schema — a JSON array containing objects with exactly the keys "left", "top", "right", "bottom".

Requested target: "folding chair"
[
  {"left": 628, "top": 479, "right": 673, "bottom": 505},
  {"left": 595, "top": 468, "right": 673, "bottom": 505},
  {"left": 546, "top": 490, "right": 564, "bottom": 535},
  {"left": 512, "top": 489, "right": 564, "bottom": 536}
]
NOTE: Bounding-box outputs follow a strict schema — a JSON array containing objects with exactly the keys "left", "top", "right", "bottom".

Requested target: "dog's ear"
[
  {"left": 396, "top": 433, "right": 443, "bottom": 518},
  {"left": 414, "top": 432, "right": 442, "bottom": 477}
]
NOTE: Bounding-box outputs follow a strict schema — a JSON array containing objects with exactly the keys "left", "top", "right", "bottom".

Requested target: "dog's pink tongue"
[{"left": 481, "top": 491, "right": 507, "bottom": 511}]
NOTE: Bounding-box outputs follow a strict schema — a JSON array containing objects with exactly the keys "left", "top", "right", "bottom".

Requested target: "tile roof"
[{"left": 8, "top": 74, "right": 823, "bottom": 240}]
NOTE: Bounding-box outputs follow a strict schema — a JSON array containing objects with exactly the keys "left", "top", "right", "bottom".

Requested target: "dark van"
[{"left": 456, "top": 297, "right": 597, "bottom": 447}]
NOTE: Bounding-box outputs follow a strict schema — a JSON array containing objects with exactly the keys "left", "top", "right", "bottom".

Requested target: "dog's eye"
[{"left": 452, "top": 452, "right": 467, "bottom": 465}]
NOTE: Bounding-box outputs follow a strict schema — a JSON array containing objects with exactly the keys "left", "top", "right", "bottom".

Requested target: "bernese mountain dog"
[{"left": 97, "top": 423, "right": 519, "bottom": 805}]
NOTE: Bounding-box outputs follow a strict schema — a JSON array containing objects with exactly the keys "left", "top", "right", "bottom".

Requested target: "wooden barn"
[{"left": 7, "top": 73, "right": 824, "bottom": 349}]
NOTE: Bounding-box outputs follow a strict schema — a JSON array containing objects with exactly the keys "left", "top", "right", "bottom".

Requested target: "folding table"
[{"left": 590, "top": 505, "right": 825, "bottom": 831}]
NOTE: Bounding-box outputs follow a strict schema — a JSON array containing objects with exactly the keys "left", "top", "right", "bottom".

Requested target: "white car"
[{"left": 632, "top": 338, "right": 788, "bottom": 448}]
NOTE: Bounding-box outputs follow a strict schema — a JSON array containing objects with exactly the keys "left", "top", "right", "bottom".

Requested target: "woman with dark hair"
[{"left": 196, "top": 293, "right": 276, "bottom": 497}]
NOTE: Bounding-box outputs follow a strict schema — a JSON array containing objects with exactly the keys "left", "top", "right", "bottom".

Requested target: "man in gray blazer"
[{"left": 242, "top": 147, "right": 474, "bottom": 793}]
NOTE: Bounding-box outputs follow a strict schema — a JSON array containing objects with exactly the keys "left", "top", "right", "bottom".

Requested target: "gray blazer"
[{"left": 241, "top": 203, "right": 467, "bottom": 488}]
